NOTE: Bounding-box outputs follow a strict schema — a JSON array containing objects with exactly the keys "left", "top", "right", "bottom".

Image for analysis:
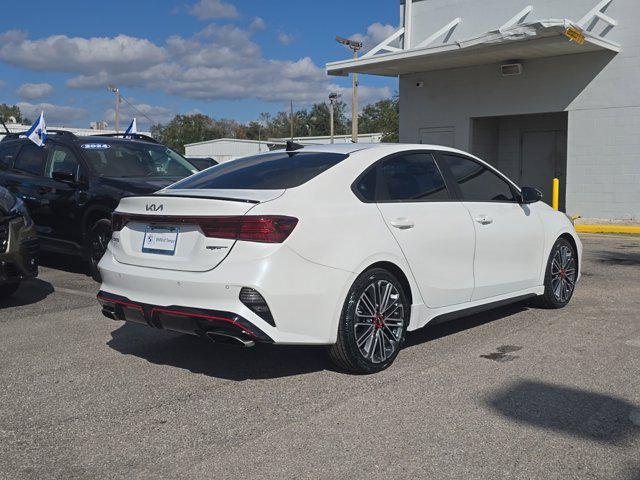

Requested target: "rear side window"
[
  {"left": 441, "top": 154, "right": 516, "bottom": 202},
  {"left": 0, "top": 143, "right": 20, "bottom": 169},
  {"left": 169, "top": 152, "right": 348, "bottom": 190},
  {"left": 46, "top": 145, "right": 80, "bottom": 178},
  {"left": 14, "top": 143, "right": 46, "bottom": 176},
  {"left": 378, "top": 153, "right": 449, "bottom": 202}
]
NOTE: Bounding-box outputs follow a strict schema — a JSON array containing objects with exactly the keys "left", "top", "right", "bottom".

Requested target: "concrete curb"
[{"left": 575, "top": 225, "right": 640, "bottom": 234}]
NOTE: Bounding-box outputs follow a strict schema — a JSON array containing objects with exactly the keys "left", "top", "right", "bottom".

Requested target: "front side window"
[
  {"left": 46, "top": 145, "right": 80, "bottom": 178},
  {"left": 441, "top": 154, "right": 516, "bottom": 202},
  {"left": 14, "top": 143, "right": 46, "bottom": 176},
  {"left": 81, "top": 143, "right": 196, "bottom": 178},
  {"left": 170, "top": 152, "right": 349, "bottom": 190},
  {"left": 378, "top": 153, "right": 449, "bottom": 202}
]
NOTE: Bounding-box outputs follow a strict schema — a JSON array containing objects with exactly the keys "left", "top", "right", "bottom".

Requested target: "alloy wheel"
[
  {"left": 353, "top": 280, "right": 405, "bottom": 364},
  {"left": 550, "top": 244, "right": 576, "bottom": 303},
  {"left": 90, "top": 224, "right": 111, "bottom": 263}
]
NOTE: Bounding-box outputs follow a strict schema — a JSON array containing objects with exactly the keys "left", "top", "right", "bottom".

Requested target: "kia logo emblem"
[{"left": 145, "top": 204, "right": 164, "bottom": 212}]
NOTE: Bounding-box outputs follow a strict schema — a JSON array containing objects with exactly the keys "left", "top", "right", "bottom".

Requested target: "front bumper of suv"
[{"left": 1, "top": 216, "right": 38, "bottom": 284}]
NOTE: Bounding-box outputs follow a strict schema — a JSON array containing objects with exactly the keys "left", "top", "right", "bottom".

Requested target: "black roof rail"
[
  {"left": 0, "top": 129, "right": 78, "bottom": 142},
  {"left": 91, "top": 133, "right": 159, "bottom": 144},
  {"left": 47, "top": 129, "right": 78, "bottom": 138}
]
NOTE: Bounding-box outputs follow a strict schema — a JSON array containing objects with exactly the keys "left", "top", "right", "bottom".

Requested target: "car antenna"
[
  {"left": 286, "top": 140, "right": 304, "bottom": 152},
  {"left": 0, "top": 117, "right": 9, "bottom": 134}
]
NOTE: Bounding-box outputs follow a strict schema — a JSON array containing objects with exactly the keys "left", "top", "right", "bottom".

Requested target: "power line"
[{"left": 119, "top": 94, "right": 160, "bottom": 126}]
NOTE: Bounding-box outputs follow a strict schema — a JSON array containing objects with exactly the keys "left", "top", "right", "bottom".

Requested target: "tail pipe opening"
[{"left": 205, "top": 330, "right": 255, "bottom": 348}]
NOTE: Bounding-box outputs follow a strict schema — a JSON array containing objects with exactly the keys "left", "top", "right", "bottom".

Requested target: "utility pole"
[
  {"left": 108, "top": 85, "right": 120, "bottom": 132},
  {"left": 329, "top": 92, "right": 338, "bottom": 144},
  {"left": 290, "top": 100, "right": 294, "bottom": 140},
  {"left": 335, "top": 37, "right": 363, "bottom": 143}
]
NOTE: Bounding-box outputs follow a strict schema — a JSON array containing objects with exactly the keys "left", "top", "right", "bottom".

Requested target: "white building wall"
[
  {"left": 184, "top": 139, "right": 270, "bottom": 163},
  {"left": 400, "top": 0, "right": 640, "bottom": 220}
]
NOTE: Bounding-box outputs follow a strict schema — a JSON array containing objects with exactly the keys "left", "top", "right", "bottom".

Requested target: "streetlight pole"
[
  {"left": 335, "top": 37, "right": 363, "bottom": 143},
  {"left": 352, "top": 48, "right": 359, "bottom": 144},
  {"left": 329, "top": 92, "right": 337, "bottom": 144},
  {"left": 108, "top": 85, "right": 120, "bottom": 132}
]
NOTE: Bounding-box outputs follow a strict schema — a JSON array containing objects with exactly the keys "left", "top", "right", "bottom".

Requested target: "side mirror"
[
  {"left": 520, "top": 186, "right": 543, "bottom": 204},
  {"left": 52, "top": 171, "right": 77, "bottom": 184}
]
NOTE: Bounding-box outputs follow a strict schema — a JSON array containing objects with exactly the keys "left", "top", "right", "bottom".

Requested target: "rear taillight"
[
  {"left": 112, "top": 212, "right": 127, "bottom": 232},
  {"left": 201, "top": 216, "right": 298, "bottom": 243},
  {"left": 110, "top": 213, "right": 298, "bottom": 244}
]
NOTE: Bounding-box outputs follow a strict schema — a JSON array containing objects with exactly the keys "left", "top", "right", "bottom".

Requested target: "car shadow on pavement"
[
  {"left": 405, "top": 301, "right": 530, "bottom": 348},
  {"left": 483, "top": 380, "right": 640, "bottom": 446},
  {"left": 0, "top": 278, "right": 54, "bottom": 309},
  {"left": 107, "top": 322, "right": 330, "bottom": 380},
  {"left": 38, "top": 252, "right": 91, "bottom": 276}
]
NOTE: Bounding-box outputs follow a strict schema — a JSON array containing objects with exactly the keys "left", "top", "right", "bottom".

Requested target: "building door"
[{"left": 520, "top": 130, "right": 567, "bottom": 210}]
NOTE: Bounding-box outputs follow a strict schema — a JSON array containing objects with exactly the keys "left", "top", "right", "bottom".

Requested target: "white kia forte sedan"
[{"left": 98, "top": 144, "right": 581, "bottom": 373}]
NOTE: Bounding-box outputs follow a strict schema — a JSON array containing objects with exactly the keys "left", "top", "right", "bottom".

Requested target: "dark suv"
[{"left": 0, "top": 131, "right": 197, "bottom": 280}]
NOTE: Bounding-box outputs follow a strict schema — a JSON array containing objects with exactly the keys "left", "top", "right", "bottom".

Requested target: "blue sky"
[{"left": 0, "top": 0, "right": 400, "bottom": 129}]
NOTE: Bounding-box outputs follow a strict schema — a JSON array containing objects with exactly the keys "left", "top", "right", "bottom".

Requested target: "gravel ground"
[{"left": 0, "top": 233, "right": 638, "bottom": 480}]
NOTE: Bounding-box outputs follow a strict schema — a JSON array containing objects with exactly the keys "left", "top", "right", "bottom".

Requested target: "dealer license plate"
[{"left": 142, "top": 226, "right": 179, "bottom": 256}]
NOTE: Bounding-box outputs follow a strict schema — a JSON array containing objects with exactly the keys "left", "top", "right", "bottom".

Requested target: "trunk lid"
[{"left": 111, "top": 190, "right": 284, "bottom": 272}]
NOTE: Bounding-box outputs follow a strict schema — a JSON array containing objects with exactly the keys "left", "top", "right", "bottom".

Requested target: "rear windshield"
[
  {"left": 81, "top": 142, "right": 197, "bottom": 178},
  {"left": 168, "top": 151, "right": 349, "bottom": 190}
]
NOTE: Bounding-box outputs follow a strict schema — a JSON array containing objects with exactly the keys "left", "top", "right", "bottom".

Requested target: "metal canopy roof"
[{"left": 326, "top": 20, "right": 621, "bottom": 78}]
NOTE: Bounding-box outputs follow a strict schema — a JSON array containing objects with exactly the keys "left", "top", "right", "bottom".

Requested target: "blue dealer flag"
[
  {"left": 124, "top": 118, "right": 137, "bottom": 137},
  {"left": 25, "top": 111, "right": 47, "bottom": 147}
]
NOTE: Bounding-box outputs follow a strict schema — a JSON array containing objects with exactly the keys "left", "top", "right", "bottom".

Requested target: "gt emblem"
[{"left": 145, "top": 204, "right": 164, "bottom": 212}]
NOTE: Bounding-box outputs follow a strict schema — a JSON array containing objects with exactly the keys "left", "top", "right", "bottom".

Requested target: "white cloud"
[
  {"left": 104, "top": 102, "right": 173, "bottom": 128},
  {"left": 18, "top": 102, "right": 86, "bottom": 125},
  {"left": 351, "top": 23, "right": 398, "bottom": 53},
  {"left": 332, "top": 85, "right": 393, "bottom": 114},
  {"left": 0, "top": 31, "right": 166, "bottom": 74},
  {"left": 1, "top": 26, "right": 395, "bottom": 109},
  {"left": 188, "top": 0, "right": 238, "bottom": 20},
  {"left": 16, "top": 82, "right": 54, "bottom": 100},
  {"left": 277, "top": 32, "right": 295, "bottom": 46},
  {"left": 250, "top": 17, "right": 266, "bottom": 32}
]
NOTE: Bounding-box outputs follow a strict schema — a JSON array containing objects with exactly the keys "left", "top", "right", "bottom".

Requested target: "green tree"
[
  {"left": 151, "top": 114, "right": 243, "bottom": 153},
  {"left": 0, "top": 104, "right": 27, "bottom": 124},
  {"left": 358, "top": 96, "right": 399, "bottom": 142}
]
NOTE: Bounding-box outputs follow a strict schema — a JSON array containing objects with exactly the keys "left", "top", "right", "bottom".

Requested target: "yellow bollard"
[{"left": 552, "top": 178, "right": 560, "bottom": 211}]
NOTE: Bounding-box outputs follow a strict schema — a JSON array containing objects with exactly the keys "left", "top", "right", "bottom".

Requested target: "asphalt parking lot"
[{"left": 1, "top": 234, "right": 639, "bottom": 480}]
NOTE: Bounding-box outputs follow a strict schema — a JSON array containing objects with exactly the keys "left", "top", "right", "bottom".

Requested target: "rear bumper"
[
  {"left": 98, "top": 241, "right": 354, "bottom": 345},
  {"left": 97, "top": 291, "right": 273, "bottom": 343}
]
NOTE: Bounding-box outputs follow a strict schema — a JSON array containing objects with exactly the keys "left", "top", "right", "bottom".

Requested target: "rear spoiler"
[{"left": 122, "top": 193, "right": 260, "bottom": 204}]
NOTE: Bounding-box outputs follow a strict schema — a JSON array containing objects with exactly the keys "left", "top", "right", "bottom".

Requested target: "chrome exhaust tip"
[
  {"left": 205, "top": 330, "right": 255, "bottom": 348},
  {"left": 101, "top": 308, "right": 119, "bottom": 321}
]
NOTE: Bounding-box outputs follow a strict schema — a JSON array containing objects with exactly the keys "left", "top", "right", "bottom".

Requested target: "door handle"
[
  {"left": 38, "top": 186, "right": 52, "bottom": 195},
  {"left": 474, "top": 215, "right": 493, "bottom": 225},
  {"left": 390, "top": 218, "right": 415, "bottom": 230}
]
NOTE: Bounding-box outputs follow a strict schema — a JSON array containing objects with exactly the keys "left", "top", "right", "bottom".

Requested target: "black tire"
[
  {"left": 0, "top": 282, "right": 20, "bottom": 298},
  {"left": 535, "top": 237, "right": 577, "bottom": 309},
  {"left": 87, "top": 219, "right": 112, "bottom": 283},
  {"left": 328, "top": 268, "right": 409, "bottom": 374}
]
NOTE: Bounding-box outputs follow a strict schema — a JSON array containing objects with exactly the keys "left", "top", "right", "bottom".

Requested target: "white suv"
[{"left": 97, "top": 144, "right": 581, "bottom": 374}]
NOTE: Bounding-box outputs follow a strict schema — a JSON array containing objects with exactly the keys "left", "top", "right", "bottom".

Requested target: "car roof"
[{"left": 294, "top": 143, "right": 474, "bottom": 157}]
